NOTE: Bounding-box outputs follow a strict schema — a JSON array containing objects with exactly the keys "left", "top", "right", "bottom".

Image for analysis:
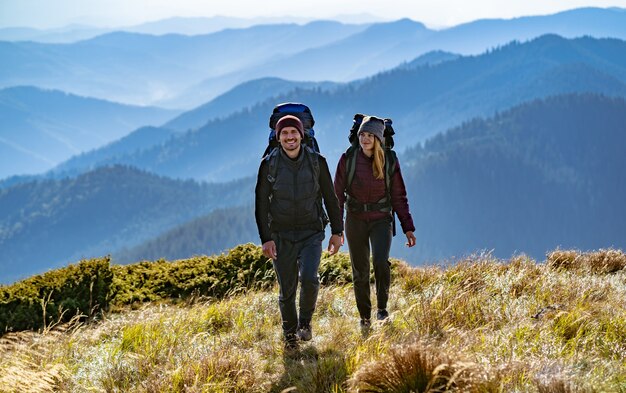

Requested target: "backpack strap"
[
  {"left": 345, "top": 145, "right": 359, "bottom": 191},
  {"left": 385, "top": 149, "right": 398, "bottom": 236},
  {"left": 267, "top": 145, "right": 320, "bottom": 184},
  {"left": 265, "top": 146, "right": 328, "bottom": 231},
  {"left": 304, "top": 146, "right": 329, "bottom": 228},
  {"left": 344, "top": 147, "right": 398, "bottom": 236},
  {"left": 384, "top": 149, "right": 397, "bottom": 198},
  {"left": 344, "top": 147, "right": 396, "bottom": 197},
  {"left": 302, "top": 145, "right": 320, "bottom": 181},
  {"left": 265, "top": 147, "right": 280, "bottom": 184}
]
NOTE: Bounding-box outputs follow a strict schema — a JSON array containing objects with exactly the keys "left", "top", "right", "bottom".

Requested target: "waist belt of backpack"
[{"left": 346, "top": 195, "right": 392, "bottom": 213}]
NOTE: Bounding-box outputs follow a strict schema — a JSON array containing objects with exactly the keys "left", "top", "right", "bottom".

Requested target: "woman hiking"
[{"left": 333, "top": 115, "right": 416, "bottom": 329}]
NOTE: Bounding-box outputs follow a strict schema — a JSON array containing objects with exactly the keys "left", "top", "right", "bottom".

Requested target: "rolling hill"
[
  {"left": 114, "top": 205, "right": 257, "bottom": 264},
  {"left": 393, "top": 93, "right": 626, "bottom": 263},
  {"left": 50, "top": 126, "right": 177, "bottom": 176},
  {"left": 0, "top": 166, "right": 254, "bottom": 284},
  {"left": 163, "top": 77, "right": 340, "bottom": 132},
  {"left": 100, "top": 94, "right": 626, "bottom": 268},
  {"left": 0, "top": 86, "right": 179, "bottom": 178},
  {"left": 57, "top": 35, "right": 626, "bottom": 183}
]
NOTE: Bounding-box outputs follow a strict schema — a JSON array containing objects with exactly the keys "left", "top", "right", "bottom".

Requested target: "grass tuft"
[{"left": 547, "top": 248, "right": 626, "bottom": 274}]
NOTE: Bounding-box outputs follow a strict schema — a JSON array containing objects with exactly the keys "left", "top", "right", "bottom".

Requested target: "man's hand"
[
  {"left": 327, "top": 234, "right": 343, "bottom": 255},
  {"left": 405, "top": 231, "right": 416, "bottom": 247},
  {"left": 262, "top": 240, "right": 277, "bottom": 259}
]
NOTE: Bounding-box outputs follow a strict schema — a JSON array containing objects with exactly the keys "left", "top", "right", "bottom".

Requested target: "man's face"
[{"left": 278, "top": 126, "right": 302, "bottom": 152}]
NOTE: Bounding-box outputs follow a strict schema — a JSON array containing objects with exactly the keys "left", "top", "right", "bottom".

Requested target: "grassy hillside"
[{"left": 1, "top": 245, "right": 625, "bottom": 392}]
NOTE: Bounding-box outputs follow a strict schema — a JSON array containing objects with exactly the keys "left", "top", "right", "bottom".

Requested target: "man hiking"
[{"left": 255, "top": 114, "right": 343, "bottom": 351}]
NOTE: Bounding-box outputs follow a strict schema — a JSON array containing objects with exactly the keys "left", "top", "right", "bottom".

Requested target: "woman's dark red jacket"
[{"left": 334, "top": 149, "right": 415, "bottom": 234}]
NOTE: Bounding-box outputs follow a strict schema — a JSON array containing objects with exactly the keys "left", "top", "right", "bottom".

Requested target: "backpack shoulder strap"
[
  {"left": 303, "top": 145, "right": 320, "bottom": 181},
  {"left": 304, "top": 145, "right": 329, "bottom": 226},
  {"left": 344, "top": 145, "right": 359, "bottom": 191},
  {"left": 384, "top": 149, "right": 398, "bottom": 236},
  {"left": 265, "top": 147, "right": 280, "bottom": 184},
  {"left": 384, "top": 149, "right": 397, "bottom": 194}
]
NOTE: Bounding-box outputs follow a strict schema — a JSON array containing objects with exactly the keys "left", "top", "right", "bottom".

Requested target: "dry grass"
[
  {"left": 548, "top": 248, "right": 626, "bottom": 274},
  {"left": 1, "top": 249, "right": 625, "bottom": 392},
  {"left": 348, "top": 341, "right": 485, "bottom": 392}
]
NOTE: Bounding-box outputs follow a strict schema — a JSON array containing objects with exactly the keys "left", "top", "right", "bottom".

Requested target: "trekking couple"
[{"left": 255, "top": 103, "right": 416, "bottom": 351}]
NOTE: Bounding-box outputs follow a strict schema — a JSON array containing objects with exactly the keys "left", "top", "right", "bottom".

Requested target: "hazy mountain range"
[
  {"left": 2, "top": 92, "right": 624, "bottom": 283},
  {"left": 394, "top": 93, "right": 626, "bottom": 263},
  {"left": 115, "top": 205, "right": 257, "bottom": 265},
  {"left": 0, "top": 14, "right": 383, "bottom": 43},
  {"left": 45, "top": 35, "right": 626, "bottom": 184},
  {"left": 0, "top": 86, "right": 179, "bottom": 178},
  {"left": 1, "top": 8, "right": 625, "bottom": 109},
  {"left": 41, "top": 93, "right": 625, "bottom": 276},
  {"left": 50, "top": 126, "right": 178, "bottom": 176},
  {"left": 162, "top": 78, "right": 341, "bottom": 132},
  {"left": 1, "top": 8, "right": 626, "bottom": 285},
  {"left": 0, "top": 22, "right": 367, "bottom": 107}
]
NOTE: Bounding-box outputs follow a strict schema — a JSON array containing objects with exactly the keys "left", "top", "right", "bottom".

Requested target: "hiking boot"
[
  {"left": 284, "top": 333, "right": 299, "bottom": 352},
  {"left": 360, "top": 318, "right": 371, "bottom": 330},
  {"left": 376, "top": 309, "right": 389, "bottom": 321},
  {"left": 296, "top": 323, "right": 312, "bottom": 341}
]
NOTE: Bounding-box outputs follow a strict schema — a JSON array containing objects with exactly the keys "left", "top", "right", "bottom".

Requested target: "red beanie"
[{"left": 275, "top": 115, "right": 304, "bottom": 140}]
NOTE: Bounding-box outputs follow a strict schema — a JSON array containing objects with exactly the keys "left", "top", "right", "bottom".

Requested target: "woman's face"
[{"left": 358, "top": 131, "right": 376, "bottom": 154}]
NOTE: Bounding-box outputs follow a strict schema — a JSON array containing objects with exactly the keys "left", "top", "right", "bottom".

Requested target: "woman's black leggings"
[{"left": 345, "top": 213, "right": 393, "bottom": 320}]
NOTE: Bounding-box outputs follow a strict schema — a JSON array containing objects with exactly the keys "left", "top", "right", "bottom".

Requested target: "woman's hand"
[{"left": 405, "top": 231, "right": 416, "bottom": 248}]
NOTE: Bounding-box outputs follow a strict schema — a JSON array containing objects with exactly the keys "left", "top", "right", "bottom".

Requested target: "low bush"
[
  {"left": 0, "top": 243, "right": 404, "bottom": 334},
  {"left": 110, "top": 244, "right": 275, "bottom": 305},
  {"left": 0, "top": 257, "right": 112, "bottom": 333},
  {"left": 110, "top": 244, "right": 361, "bottom": 307}
]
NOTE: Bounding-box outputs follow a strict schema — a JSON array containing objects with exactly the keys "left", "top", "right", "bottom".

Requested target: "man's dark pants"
[
  {"left": 272, "top": 230, "right": 324, "bottom": 338},
  {"left": 345, "top": 214, "right": 393, "bottom": 320}
]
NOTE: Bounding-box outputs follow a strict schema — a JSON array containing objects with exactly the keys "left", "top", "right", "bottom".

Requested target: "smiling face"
[
  {"left": 358, "top": 131, "right": 376, "bottom": 156},
  {"left": 278, "top": 126, "right": 302, "bottom": 157}
]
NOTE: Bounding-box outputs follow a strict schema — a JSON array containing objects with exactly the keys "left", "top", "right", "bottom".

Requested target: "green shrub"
[
  {"left": 109, "top": 244, "right": 275, "bottom": 305},
  {"left": 0, "top": 257, "right": 113, "bottom": 333},
  {"left": 319, "top": 252, "right": 353, "bottom": 285},
  {"left": 0, "top": 244, "right": 364, "bottom": 333}
]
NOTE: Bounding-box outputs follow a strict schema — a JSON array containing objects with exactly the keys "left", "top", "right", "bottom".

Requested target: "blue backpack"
[
  {"left": 262, "top": 102, "right": 320, "bottom": 157},
  {"left": 263, "top": 102, "right": 329, "bottom": 228}
]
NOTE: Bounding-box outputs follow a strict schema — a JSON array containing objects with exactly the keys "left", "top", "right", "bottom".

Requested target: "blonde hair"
[{"left": 372, "top": 138, "right": 385, "bottom": 180}]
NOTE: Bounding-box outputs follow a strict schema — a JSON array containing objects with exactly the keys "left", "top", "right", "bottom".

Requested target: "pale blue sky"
[{"left": 1, "top": 0, "right": 626, "bottom": 29}]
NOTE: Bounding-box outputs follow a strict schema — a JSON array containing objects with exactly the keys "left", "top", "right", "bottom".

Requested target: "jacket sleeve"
[
  {"left": 254, "top": 159, "right": 273, "bottom": 243},
  {"left": 333, "top": 153, "right": 347, "bottom": 223},
  {"left": 319, "top": 156, "right": 344, "bottom": 235},
  {"left": 390, "top": 158, "right": 416, "bottom": 233}
]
